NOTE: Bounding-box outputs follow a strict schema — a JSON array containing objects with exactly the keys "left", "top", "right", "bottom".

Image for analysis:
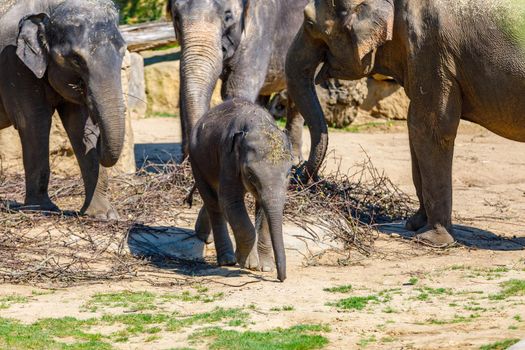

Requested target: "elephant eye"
[
  {"left": 69, "top": 54, "right": 83, "bottom": 68},
  {"left": 224, "top": 9, "right": 234, "bottom": 24}
]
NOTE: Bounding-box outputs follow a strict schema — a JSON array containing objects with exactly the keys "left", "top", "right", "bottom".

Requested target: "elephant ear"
[
  {"left": 344, "top": 0, "right": 394, "bottom": 61},
  {"left": 229, "top": 131, "right": 246, "bottom": 153},
  {"left": 16, "top": 13, "right": 50, "bottom": 79}
]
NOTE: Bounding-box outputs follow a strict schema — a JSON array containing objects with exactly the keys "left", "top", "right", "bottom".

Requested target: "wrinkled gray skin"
[
  {"left": 286, "top": 0, "right": 525, "bottom": 246},
  {"left": 189, "top": 99, "right": 292, "bottom": 281},
  {"left": 168, "top": 0, "right": 308, "bottom": 161},
  {"left": 0, "top": 0, "right": 126, "bottom": 218}
]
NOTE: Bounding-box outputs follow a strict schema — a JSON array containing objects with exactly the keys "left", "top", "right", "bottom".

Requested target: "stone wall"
[{"left": 0, "top": 51, "right": 137, "bottom": 175}]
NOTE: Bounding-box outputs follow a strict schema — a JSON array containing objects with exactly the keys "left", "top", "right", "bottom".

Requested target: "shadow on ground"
[
  {"left": 134, "top": 143, "right": 182, "bottom": 171},
  {"left": 127, "top": 224, "right": 266, "bottom": 279},
  {"left": 378, "top": 222, "right": 525, "bottom": 251}
]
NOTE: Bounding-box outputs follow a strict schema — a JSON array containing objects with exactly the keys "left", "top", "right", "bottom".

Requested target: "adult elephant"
[
  {"left": 167, "top": 0, "right": 308, "bottom": 160},
  {"left": 285, "top": 0, "right": 525, "bottom": 246},
  {"left": 0, "top": 0, "right": 127, "bottom": 218}
]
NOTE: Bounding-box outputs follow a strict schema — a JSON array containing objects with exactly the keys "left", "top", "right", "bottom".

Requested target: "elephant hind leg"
[
  {"left": 195, "top": 207, "right": 213, "bottom": 244},
  {"left": 192, "top": 169, "right": 235, "bottom": 266}
]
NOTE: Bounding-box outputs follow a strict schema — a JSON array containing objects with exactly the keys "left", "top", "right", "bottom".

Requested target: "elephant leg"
[
  {"left": 18, "top": 108, "right": 57, "bottom": 211},
  {"left": 195, "top": 206, "right": 213, "bottom": 244},
  {"left": 255, "top": 200, "right": 274, "bottom": 272},
  {"left": 219, "top": 186, "right": 257, "bottom": 270},
  {"left": 192, "top": 169, "right": 235, "bottom": 265},
  {"left": 58, "top": 103, "right": 118, "bottom": 220},
  {"left": 408, "top": 80, "right": 461, "bottom": 246},
  {"left": 285, "top": 98, "right": 305, "bottom": 164},
  {"left": 405, "top": 136, "right": 427, "bottom": 231}
]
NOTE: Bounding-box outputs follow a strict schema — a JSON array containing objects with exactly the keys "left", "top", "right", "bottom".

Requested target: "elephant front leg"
[
  {"left": 255, "top": 201, "right": 274, "bottom": 272},
  {"left": 18, "top": 110, "right": 57, "bottom": 212},
  {"left": 58, "top": 103, "right": 118, "bottom": 219},
  {"left": 405, "top": 135, "right": 427, "bottom": 231},
  {"left": 408, "top": 83, "right": 461, "bottom": 247},
  {"left": 285, "top": 98, "right": 305, "bottom": 164},
  {"left": 220, "top": 187, "right": 258, "bottom": 270}
]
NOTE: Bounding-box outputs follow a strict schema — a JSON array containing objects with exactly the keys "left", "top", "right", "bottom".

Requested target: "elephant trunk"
[
  {"left": 285, "top": 26, "right": 328, "bottom": 179},
  {"left": 87, "top": 70, "right": 126, "bottom": 168},
  {"left": 261, "top": 192, "right": 287, "bottom": 282},
  {"left": 180, "top": 22, "right": 223, "bottom": 152}
]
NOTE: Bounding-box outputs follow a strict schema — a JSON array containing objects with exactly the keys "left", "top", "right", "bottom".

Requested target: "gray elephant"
[
  {"left": 167, "top": 0, "right": 308, "bottom": 161},
  {"left": 285, "top": 0, "right": 525, "bottom": 246},
  {"left": 189, "top": 98, "right": 292, "bottom": 281},
  {"left": 0, "top": 0, "right": 127, "bottom": 218}
]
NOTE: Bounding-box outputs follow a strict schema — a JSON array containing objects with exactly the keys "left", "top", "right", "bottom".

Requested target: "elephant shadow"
[
  {"left": 377, "top": 221, "right": 525, "bottom": 251},
  {"left": 127, "top": 223, "right": 263, "bottom": 279},
  {"left": 134, "top": 143, "right": 182, "bottom": 172}
]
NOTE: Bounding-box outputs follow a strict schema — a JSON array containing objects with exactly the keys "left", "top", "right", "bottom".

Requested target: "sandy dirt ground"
[{"left": 1, "top": 117, "right": 524, "bottom": 350}]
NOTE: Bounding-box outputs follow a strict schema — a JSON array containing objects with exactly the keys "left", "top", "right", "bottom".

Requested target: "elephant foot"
[
  {"left": 217, "top": 252, "right": 236, "bottom": 267},
  {"left": 405, "top": 209, "right": 428, "bottom": 231},
  {"left": 291, "top": 162, "right": 317, "bottom": 185},
  {"left": 22, "top": 198, "right": 60, "bottom": 213},
  {"left": 82, "top": 196, "right": 119, "bottom": 220},
  {"left": 236, "top": 249, "right": 259, "bottom": 271},
  {"left": 258, "top": 253, "right": 274, "bottom": 272},
  {"left": 414, "top": 225, "right": 455, "bottom": 248}
]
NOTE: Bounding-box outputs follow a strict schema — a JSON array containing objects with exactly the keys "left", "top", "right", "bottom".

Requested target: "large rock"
[
  {"left": 0, "top": 51, "right": 137, "bottom": 175},
  {"left": 128, "top": 52, "right": 148, "bottom": 120},
  {"left": 267, "top": 76, "right": 410, "bottom": 128},
  {"left": 360, "top": 78, "right": 410, "bottom": 120},
  {"left": 142, "top": 47, "right": 222, "bottom": 117}
]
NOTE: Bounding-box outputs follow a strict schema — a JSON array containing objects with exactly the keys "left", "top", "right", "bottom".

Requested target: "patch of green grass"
[
  {"left": 84, "top": 291, "right": 157, "bottom": 312},
  {"left": 424, "top": 313, "right": 480, "bottom": 325},
  {"left": 323, "top": 285, "right": 352, "bottom": 293},
  {"left": 479, "top": 338, "right": 520, "bottom": 350},
  {"left": 328, "top": 295, "right": 378, "bottom": 311},
  {"left": 342, "top": 120, "right": 399, "bottom": 133},
  {"left": 0, "top": 295, "right": 30, "bottom": 310},
  {"left": 489, "top": 279, "right": 525, "bottom": 300},
  {"left": 0, "top": 316, "right": 111, "bottom": 349},
  {"left": 514, "top": 315, "right": 522, "bottom": 322},
  {"left": 191, "top": 324, "right": 330, "bottom": 350},
  {"left": 152, "top": 43, "right": 180, "bottom": 51},
  {"left": 152, "top": 112, "right": 179, "bottom": 118},
  {"left": 270, "top": 306, "right": 295, "bottom": 312},
  {"left": 415, "top": 286, "right": 453, "bottom": 301},
  {"left": 382, "top": 306, "right": 398, "bottom": 314},
  {"left": 407, "top": 277, "right": 418, "bottom": 285},
  {"left": 508, "top": 325, "right": 518, "bottom": 330},
  {"left": 380, "top": 336, "right": 395, "bottom": 343},
  {"left": 84, "top": 288, "right": 224, "bottom": 312},
  {"left": 165, "top": 308, "right": 248, "bottom": 332},
  {"left": 357, "top": 335, "right": 377, "bottom": 348}
]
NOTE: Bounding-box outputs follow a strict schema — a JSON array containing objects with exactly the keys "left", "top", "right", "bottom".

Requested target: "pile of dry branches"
[{"left": 0, "top": 159, "right": 414, "bottom": 286}]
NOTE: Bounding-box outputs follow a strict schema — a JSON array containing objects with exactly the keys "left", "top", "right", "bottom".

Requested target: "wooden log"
[{"left": 120, "top": 21, "right": 177, "bottom": 52}]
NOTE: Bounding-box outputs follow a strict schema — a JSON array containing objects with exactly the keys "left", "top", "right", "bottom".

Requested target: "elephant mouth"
[{"left": 315, "top": 61, "right": 331, "bottom": 85}]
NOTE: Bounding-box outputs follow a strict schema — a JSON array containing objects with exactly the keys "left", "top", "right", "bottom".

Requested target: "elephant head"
[
  {"left": 286, "top": 0, "right": 394, "bottom": 177},
  {"left": 231, "top": 122, "right": 292, "bottom": 282},
  {"left": 15, "top": 0, "right": 127, "bottom": 167},
  {"left": 168, "top": 0, "right": 249, "bottom": 154}
]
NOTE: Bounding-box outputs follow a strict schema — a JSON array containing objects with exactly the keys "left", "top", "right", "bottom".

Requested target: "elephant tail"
[{"left": 184, "top": 183, "right": 197, "bottom": 208}]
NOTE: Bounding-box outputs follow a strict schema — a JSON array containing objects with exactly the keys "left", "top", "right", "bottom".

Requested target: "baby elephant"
[{"left": 189, "top": 99, "right": 292, "bottom": 281}]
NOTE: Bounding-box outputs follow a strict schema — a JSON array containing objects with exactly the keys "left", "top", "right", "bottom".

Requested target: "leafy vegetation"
[
  {"left": 191, "top": 324, "right": 330, "bottom": 350},
  {"left": 112, "top": 0, "right": 167, "bottom": 24}
]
